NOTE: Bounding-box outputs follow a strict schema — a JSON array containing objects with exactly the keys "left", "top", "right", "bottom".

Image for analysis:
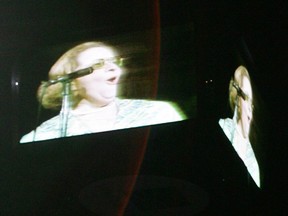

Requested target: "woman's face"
[
  {"left": 74, "top": 47, "right": 122, "bottom": 107},
  {"left": 238, "top": 76, "right": 253, "bottom": 138}
]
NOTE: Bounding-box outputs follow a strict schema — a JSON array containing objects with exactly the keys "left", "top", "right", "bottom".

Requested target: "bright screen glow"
[
  {"left": 218, "top": 65, "right": 260, "bottom": 188},
  {"left": 15, "top": 24, "right": 196, "bottom": 143}
]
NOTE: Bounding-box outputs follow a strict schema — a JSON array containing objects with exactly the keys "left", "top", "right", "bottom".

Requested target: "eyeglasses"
[
  {"left": 232, "top": 82, "right": 254, "bottom": 110},
  {"left": 91, "top": 57, "right": 124, "bottom": 70}
]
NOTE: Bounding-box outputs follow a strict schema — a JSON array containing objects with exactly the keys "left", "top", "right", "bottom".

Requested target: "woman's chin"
[
  {"left": 243, "top": 129, "right": 250, "bottom": 139},
  {"left": 101, "top": 95, "right": 116, "bottom": 103}
]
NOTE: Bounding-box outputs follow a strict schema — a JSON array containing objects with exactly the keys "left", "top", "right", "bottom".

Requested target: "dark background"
[{"left": 0, "top": 0, "right": 288, "bottom": 215}]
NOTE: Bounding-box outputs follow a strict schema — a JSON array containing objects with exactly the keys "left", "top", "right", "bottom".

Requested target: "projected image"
[
  {"left": 218, "top": 65, "right": 260, "bottom": 188},
  {"left": 19, "top": 41, "right": 188, "bottom": 143}
]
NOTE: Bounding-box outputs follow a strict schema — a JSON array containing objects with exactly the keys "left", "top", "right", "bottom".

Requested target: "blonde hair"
[
  {"left": 229, "top": 65, "right": 251, "bottom": 116},
  {"left": 38, "top": 42, "right": 113, "bottom": 110}
]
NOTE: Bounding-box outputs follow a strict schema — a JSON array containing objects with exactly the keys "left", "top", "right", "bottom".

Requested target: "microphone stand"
[
  {"left": 59, "top": 81, "right": 72, "bottom": 137},
  {"left": 43, "top": 66, "right": 93, "bottom": 138}
]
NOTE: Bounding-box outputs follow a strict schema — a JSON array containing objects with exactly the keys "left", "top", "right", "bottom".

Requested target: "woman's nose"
[
  {"left": 105, "top": 63, "right": 121, "bottom": 73},
  {"left": 247, "top": 105, "right": 253, "bottom": 118}
]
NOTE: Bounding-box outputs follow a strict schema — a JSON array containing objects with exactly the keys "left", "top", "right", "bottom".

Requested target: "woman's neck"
[
  {"left": 236, "top": 121, "right": 246, "bottom": 140},
  {"left": 71, "top": 99, "right": 118, "bottom": 117},
  {"left": 234, "top": 123, "right": 249, "bottom": 158},
  {"left": 70, "top": 99, "right": 118, "bottom": 132}
]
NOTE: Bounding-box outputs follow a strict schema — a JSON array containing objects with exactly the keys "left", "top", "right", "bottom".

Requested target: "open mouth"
[
  {"left": 247, "top": 114, "right": 252, "bottom": 123},
  {"left": 106, "top": 76, "right": 118, "bottom": 84}
]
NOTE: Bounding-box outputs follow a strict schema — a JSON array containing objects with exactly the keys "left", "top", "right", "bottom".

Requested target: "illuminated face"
[
  {"left": 238, "top": 76, "right": 253, "bottom": 139},
  {"left": 74, "top": 47, "right": 122, "bottom": 107}
]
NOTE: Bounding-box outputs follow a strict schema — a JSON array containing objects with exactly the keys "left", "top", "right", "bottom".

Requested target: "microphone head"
[
  {"left": 68, "top": 67, "right": 94, "bottom": 79},
  {"left": 45, "top": 67, "right": 94, "bottom": 86}
]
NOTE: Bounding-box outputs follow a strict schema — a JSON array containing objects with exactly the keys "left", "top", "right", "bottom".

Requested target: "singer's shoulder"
[
  {"left": 116, "top": 98, "right": 187, "bottom": 125},
  {"left": 20, "top": 116, "right": 60, "bottom": 143},
  {"left": 37, "top": 115, "right": 61, "bottom": 130},
  {"left": 219, "top": 118, "right": 234, "bottom": 142}
]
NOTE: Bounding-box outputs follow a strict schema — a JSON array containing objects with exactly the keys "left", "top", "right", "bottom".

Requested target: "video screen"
[
  {"left": 11, "top": 1, "right": 196, "bottom": 144},
  {"left": 218, "top": 65, "right": 261, "bottom": 188}
]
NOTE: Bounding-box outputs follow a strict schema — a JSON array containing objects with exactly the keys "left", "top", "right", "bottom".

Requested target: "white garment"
[
  {"left": 219, "top": 118, "right": 261, "bottom": 188},
  {"left": 20, "top": 98, "right": 187, "bottom": 143}
]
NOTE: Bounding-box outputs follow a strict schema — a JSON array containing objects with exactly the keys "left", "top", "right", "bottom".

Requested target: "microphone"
[
  {"left": 232, "top": 82, "right": 247, "bottom": 100},
  {"left": 45, "top": 67, "right": 94, "bottom": 86}
]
